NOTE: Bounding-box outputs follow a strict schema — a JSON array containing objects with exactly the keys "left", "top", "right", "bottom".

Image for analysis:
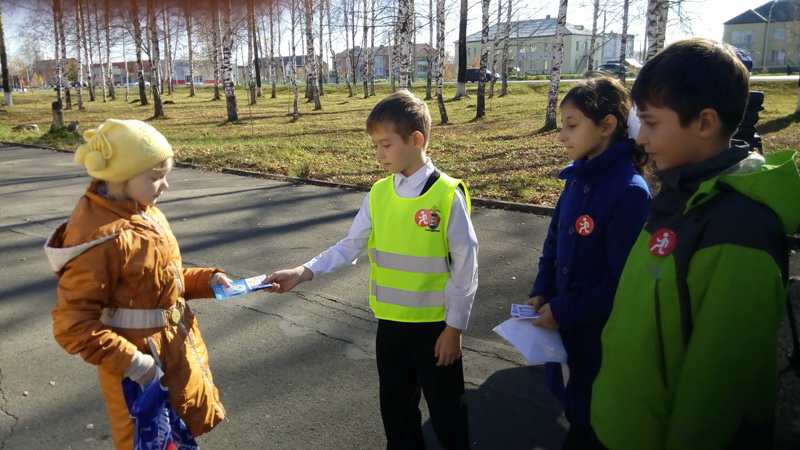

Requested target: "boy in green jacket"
[{"left": 591, "top": 38, "right": 800, "bottom": 449}]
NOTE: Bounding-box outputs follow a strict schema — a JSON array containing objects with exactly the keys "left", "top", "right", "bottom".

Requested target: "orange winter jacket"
[{"left": 45, "top": 186, "right": 226, "bottom": 436}]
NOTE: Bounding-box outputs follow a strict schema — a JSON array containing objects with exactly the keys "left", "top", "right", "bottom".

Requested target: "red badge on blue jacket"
[
  {"left": 575, "top": 215, "right": 594, "bottom": 236},
  {"left": 648, "top": 229, "right": 677, "bottom": 256}
]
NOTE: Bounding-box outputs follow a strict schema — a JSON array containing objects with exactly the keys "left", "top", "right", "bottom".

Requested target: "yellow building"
[
  {"left": 456, "top": 16, "right": 635, "bottom": 76},
  {"left": 723, "top": 0, "right": 799, "bottom": 71}
]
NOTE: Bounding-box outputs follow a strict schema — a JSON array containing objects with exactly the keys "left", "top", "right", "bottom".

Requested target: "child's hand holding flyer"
[{"left": 213, "top": 274, "right": 274, "bottom": 300}]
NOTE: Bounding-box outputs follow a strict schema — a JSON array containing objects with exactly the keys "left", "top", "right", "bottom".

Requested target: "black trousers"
[{"left": 376, "top": 319, "right": 470, "bottom": 450}]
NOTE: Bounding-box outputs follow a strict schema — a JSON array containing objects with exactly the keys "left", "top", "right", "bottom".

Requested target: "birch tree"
[
  {"left": 211, "top": 1, "right": 221, "bottom": 100},
  {"left": 161, "top": 0, "right": 173, "bottom": 95},
  {"left": 269, "top": 2, "right": 277, "bottom": 98},
  {"left": 343, "top": 0, "right": 353, "bottom": 96},
  {"left": 489, "top": 0, "right": 501, "bottom": 98},
  {"left": 53, "top": 0, "right": 63, "bottom": 105},
  {"left": 184, "top": 0, "right": 195, "bottom": 96},
  {"left": 247, "top": 0, "right": 257, "bottom": 104},
  {"left": 349, "top": 0, "right": 359, "bottom": 94},
  {"left": 58, "top": 0, "right": 70, "bottom": 109},
  {"left": 303, "top": 0, "right": 321, "bottom": 109},
  {"left": 368, "top": 0, "right": 376, "bottom": 96},
  {"left": 499, "top": 0, "right": 510, "bottom": 96},
  {"left": 290, "top": 0, "right": 299, "bottom": 120},
  {"left": 317, "top": 2, "right": 324, "bottom": 95},
  {"left": 104, "top": 0, "right": 115, "bottom": 99},
  {"left": 75, "top": 2, "right": 84, "bottom": 109},
  {"left": 361, "top": 0, "right": 369, "bottom": 97},
  {"left": 455, "top": 0, "right": 467, "bottom": 97},
  {"left": 425, "top": 0, "right": 433, "bottom": 99},
  {"left": 79, "top": 0, "right": 95, "bottom": 102},
  {"left": 645, "top": 0, "right": 667, "bottom": 61},
  {"left": 588, "top": 0, "right": 599, "bottom": 70},
  {"left": 146, "top": 0, "right": 164, "bottom": 118},
  {"left": 218, "top": 0, "right": 237, "bottom": 121},
  {"left": 253, "top": 0, "right": 263, "bottom": 97},
  {"left": 1, "top": 5, "right": 11, "bottom": 106},
  {"left": 397, "top": 0, "right": 412, "bottom": 89},
  {"left": 435, "top": 0, "right": 448, "bottom": 123},
  {"left": 475, "top": 0, "right": 489, "bottom": 119},
  {"left": 618, "top": 0, "right": 629, "bottom": 83},
  {"left": 543, "top": 0, "right": 567, "bottom": 131},
  {"left": 130, "top": 0, "right": 147, "bottom": 105},
  {"left": 94, "top": 0, "right": 106, "bottom": 102}
]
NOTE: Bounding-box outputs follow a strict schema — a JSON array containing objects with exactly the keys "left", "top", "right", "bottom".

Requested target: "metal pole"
[{"left": 761, "top": 0, "right": 777, "bottom": 70}]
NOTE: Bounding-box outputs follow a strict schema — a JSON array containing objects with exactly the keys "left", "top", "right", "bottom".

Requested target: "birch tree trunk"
[
  {"left": 277, "top": 4, "right": 285, "bottom": 83},
  {"left": 350, "top": 0, "right": 358, "bottom": 94},
  {"left": 184, "top": 0, "right": 195, "bottom": 96},
  {"left": 390, "top": 15, "right": 396, "bottom": 93},
  {"left": 499, "top": 0, "right": 510, "bottom": 96},
  {"left": 588, "top": 0, "right": 599, "bottom": 71},
  {"left": 619, "top": 0, "right": 629, "bottom": 83},
  {"left": 425, "top": 0, "right": 432, "bottom": 99},
  {"left": 343, "top": 0, "right": 353, "bottom": 96},
  {"left": 646, "top": 0, "right": 660, "bottom": 61},
  {"left": 326, "top": 0, "right": 334, "bottom": 87},
  {"left": 397, "top": 0, "right": 412, "bottom": 90},
  {"left": 489, "top": 0, "right": 501, "bottom": 98},
  {"left": 290, "top": 0, "right": 299, "bottom": 120},
  {"left": 94, "top": 0, "right": 106, "bottom": 102},
  {"left": 455, "top": 0, "right": 467, "bottom": 97},
  {"left": 475, "top": 0, "right": 489, "bottom": 118},
  {"left": 269, "top": 3, "right": 277, "bottom": 98},
  {"left": 53, "top": 0, "right": 62, "bottom": 106},
  {"left": 211, "top": 1, "right": 221, "bottom": 100},
  {"left": 369, "top": 5, "right": 377, "bottom": 95},
  {"left": 435, "top": 0, "right": 448, "bottom": 123},
  {"left": 317, "top": 3, "right": 324, "bottom": 96},
  {"left": 361, "top": 0, "right": 369, "bottom": 98},
  {"left": 219, "top": 0, "right": 237, "bottom": 121},
  {"left": 147, "top": 0, "right": 164, "bottom": 118},
  {"left": 247, "top": 0, "right": 256, "bottom": 105},
  {"left": 79, "top": 0, "right": 95, "bottom": 101},
  {"left": 122, "top": 31, "right": 129, "bottom": 102},
  {"left": 104, "top": 0, "right": 115, "bottom": 99},
  {"left": 253, "top": 1, "right": 263, "bottom": 97},
  {"left": 543, "top": 0, "right": 567, "bottom": 131},
  {"left": 75, "top": 3, "right": 84, "bottom": 109},
  {"left": 303, "top": 0, "right": 321, "bottom": 109},
  {"left": 130, "top": 0, "right": 147, "bottom": 105},
  {"left": 58, "top": 1, "right": 70, "bottom": 109},
  {"left": 0, "top": 7, "right": 11, "bottom": 106},
  {"left": 655, "top": 0, "right": 667, "bottom": 53},
  {"left": 795, "top": 76, "right": 800, "bottom": 113}
]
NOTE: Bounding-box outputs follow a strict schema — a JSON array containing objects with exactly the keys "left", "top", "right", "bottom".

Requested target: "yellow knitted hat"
[{"left": 74, "top": 119, "right": 174, "bottom": 184}]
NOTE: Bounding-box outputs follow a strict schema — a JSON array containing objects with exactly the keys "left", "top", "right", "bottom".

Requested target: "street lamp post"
[{"left": 761, "top": 0, "right": 778, "bottom": 70}]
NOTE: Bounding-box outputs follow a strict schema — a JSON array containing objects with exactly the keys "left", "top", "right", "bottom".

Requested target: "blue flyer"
[{"left": 213, "top": 274, "right": 273, "bottom": 300}]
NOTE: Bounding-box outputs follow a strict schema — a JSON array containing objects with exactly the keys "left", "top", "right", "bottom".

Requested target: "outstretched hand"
[{"left": 264, "top": 266, "right": 314, "bottom": 293}]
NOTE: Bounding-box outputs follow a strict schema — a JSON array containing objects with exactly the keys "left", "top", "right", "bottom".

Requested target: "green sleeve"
[{"left": 665, "top": 244, "right": 784, "bottom": 449}]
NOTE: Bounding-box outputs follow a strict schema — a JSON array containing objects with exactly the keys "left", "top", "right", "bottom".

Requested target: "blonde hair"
[{"left": 91, "top": 157, "right": 174, "bottom": 201}]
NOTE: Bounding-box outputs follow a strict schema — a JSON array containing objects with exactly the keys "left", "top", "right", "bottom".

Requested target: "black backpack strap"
[
  {"left": 419, "top": 170, "right": 441, "bottom": 196},
  {"left": 419, "top": 170, "right": 466, "bottom": 196}
]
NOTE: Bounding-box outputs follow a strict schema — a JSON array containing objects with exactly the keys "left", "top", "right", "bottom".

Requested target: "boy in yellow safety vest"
[{"left": 266, "top": 90, "right": 478, "bottom": 449}]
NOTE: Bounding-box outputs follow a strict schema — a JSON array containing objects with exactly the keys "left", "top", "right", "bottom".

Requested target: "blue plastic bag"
[{"left": 122, "top": 367, "right": 199, "bottom": 450}]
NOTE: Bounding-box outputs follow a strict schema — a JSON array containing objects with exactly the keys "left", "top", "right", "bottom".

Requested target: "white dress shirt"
[{"left": 304, "top": 159, "right": 479, "bottom": 330}]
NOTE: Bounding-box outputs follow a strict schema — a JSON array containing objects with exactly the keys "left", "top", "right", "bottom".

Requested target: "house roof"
[
  {"left": 464, "top": 17, "right": 593, "bottom": 43},
  {"left": 724, "top": 0, "right": 799, "bottom": 25}
]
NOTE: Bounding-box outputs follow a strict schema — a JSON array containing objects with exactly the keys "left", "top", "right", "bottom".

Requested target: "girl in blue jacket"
[{"left": 527, "top": 75, "right": 651, "bottom": 449}]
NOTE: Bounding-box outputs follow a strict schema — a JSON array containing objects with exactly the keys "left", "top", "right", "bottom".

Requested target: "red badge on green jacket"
[
  {"left": 415, "top": 209, "right": 432, "bottom": 227},
  {"left": 575, "top": 215, "right": 594, "bottom": 236},
  {"left": 648, "top": 229, "right": 677, "bottom": 256}
]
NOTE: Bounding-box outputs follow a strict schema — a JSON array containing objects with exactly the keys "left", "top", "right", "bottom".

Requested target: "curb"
[{"left": 4, "top": 142, "right": 799, "bottom": 249}]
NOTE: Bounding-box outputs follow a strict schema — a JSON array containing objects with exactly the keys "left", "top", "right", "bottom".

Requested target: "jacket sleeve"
[
  {"left": 51, "top": 237, "right": 138, "bottom": 377},
  {"left": 183, "top": 267, "right": 221, "bottom": 300},
  {"left": 548, "top": 185, "right": 649, "bottom": 330},
  {"left": 530, "top": 195, "right": 562, "bottom": 299},
  {"left": 665, "top": 244, "right": 784, "bottom": 449}
]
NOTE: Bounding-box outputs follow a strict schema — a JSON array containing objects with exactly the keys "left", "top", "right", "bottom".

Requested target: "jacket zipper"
[{"left": 654, "top": 279, "right": 669, "bottom": 389}]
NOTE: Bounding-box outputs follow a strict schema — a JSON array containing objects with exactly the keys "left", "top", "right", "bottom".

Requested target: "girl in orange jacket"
[{"left": 45, "top": 119, "right": 232, "bottom": 449}]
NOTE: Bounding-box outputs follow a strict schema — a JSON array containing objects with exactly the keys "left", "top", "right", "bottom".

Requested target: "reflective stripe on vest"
[
  {"left": 367, "top": 171, "right": 469, "bottom": 323},
  {"left": 369, "top": 248, "right": 449, "bottom": 274}
]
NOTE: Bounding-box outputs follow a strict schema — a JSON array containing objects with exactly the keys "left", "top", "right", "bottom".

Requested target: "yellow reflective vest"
[{"left": 367, "top": 172, "right": 471, "bottom": 322}]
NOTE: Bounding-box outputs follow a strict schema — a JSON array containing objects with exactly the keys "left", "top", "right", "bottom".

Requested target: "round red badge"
[
  {"left": 648, "top": 229, "right": 677, "bottom": 257},
  {"left": 575, "top": 215, "right": 595, "bottom": 236},
  {"left": 415, "top": 209, "right": 432, "bottom": 227}
]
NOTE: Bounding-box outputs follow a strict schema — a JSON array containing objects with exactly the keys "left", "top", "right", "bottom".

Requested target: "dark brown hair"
[
  {"left": 631, "top": 38, "right": 749, "bottom": 138},
  {"left": 561, "top": 75, "right": 649, "bottom": 172},
  {"left": 366, "top": 90, "right": 432, "bottom": 147}
]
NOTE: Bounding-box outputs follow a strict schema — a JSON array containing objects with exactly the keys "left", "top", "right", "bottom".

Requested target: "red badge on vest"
[
  {"left": 575, "top": 215, "right": 594, "bottom": 236},
  {"left": 415, "top": 207, "right": 441, "bottom": 231},
  {"left": 648, "top": 229, "right": 677, "bottom": 256}
]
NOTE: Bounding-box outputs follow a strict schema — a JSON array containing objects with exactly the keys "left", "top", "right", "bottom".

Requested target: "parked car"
[{"left": 465, "top": 68, "right": 498, "bottom": 82}]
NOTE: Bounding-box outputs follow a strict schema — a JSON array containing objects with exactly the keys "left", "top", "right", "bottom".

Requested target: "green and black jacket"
[{"left": 591, "top": 144, "right": 800, "bottom": 450}]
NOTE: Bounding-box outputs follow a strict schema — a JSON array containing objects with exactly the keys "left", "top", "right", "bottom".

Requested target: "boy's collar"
[{"left": 394, "top": 158, "right": 435, "bottom": 190}]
